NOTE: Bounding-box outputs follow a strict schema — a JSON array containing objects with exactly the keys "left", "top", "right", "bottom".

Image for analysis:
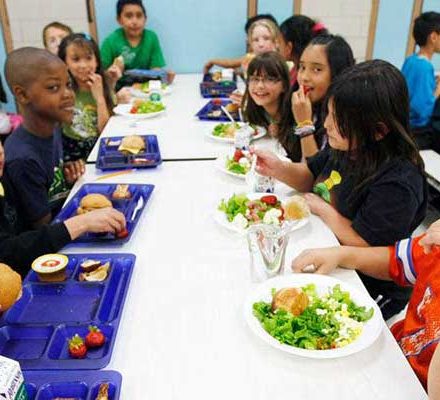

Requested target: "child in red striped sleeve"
[{"left": 291, "top": 219, "right": 440, "bottom": 391}]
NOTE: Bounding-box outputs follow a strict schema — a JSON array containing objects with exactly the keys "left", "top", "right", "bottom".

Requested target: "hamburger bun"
[
  {"left": 272, "top": 287, "right": 309, "bottom": 316},
  {"left": 77, "top": 193, "right": 112, "bottom": 215},
  {"left": 284, "top": 195, "right": 310, "bottom": 220},
  {"left": 0, "top": 263, "right": 22, "bottom": 312},
  {"left": 118, "top": 135, "right": 145, "bottom": 155}
]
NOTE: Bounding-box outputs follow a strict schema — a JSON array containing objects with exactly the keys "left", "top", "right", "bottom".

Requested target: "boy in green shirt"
[{"left": 101, "top": 0, "right": 174, "bottom": 89}]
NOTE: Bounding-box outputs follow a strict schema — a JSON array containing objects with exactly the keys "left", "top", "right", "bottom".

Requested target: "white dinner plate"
[
  {"left": 215, "top": 155, "right": 248, "bottom": 180},
  {"left": 129, "top": 85, "right": 172, "bottom": 98},
  {"left": 113, "top": 104, "right": 166, "bottom": 119},
  {"left": 214, "top": 192, "right": 309, "bottom": 235},
  {"left": 244, "top": 274, "right": 382, "bottom": 359},
  {"left": 206, "top": 124, "right": 266, "bottom": 143}
]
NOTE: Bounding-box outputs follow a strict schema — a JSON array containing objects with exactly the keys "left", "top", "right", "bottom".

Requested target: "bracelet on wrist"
[
  {"left": 296, "top": 119, "right": 313, "bottom": 128},
  {"left": 294, "top": 124, "right": 315, "bottom": 138}
]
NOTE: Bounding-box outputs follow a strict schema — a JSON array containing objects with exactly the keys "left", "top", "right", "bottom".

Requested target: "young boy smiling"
[
  {"left": 101, "top": 0, "right": 174, "bottom": 89},
  {"left": 4, "top": 47, "right": 84, "bottom": 230}
]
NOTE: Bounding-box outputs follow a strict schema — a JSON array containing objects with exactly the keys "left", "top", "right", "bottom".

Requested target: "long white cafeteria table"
[
  {"left": 87, "top": 74, "right": 280, "bottom": 162},
  {"left": 64, "top": 160, "right": 427, "bottom": 399}
]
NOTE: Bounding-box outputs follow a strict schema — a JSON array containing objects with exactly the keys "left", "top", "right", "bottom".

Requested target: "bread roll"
[
  {"left": 118, "top": 135, "right": 145, "bottom": 155},
  {"left": 272, "top": 287, "right": 309, "bottom": 316},
  {"left": 77, "top": 193, "right": 112, "bottom": 215},
  {"left": 0, "top": 263, "right": 22, "bottom": 312}
]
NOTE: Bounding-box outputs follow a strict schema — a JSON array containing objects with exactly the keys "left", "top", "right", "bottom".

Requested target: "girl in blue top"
[{"left": 58, "top": 33, "right": 114, "bottom": 162}]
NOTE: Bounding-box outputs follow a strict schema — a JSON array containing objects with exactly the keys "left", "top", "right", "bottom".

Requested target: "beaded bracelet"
[
  {"left": 294, "top": 124, "right": 315, "bottom": 138},
  {"left": 296, "top": 119, "right": 313, "bottom": 128}
]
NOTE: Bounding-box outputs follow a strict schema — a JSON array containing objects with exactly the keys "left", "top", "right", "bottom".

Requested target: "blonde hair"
[{"left": 247, "top": 19, "right": 280, "bottom": 50}]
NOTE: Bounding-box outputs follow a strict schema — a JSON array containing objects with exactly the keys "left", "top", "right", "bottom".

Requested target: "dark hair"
[
  {"left": 280, "top": 15, "right": 328, "bottom": 65},
  {"left": 245, "top": 14, "right": 278, "bottom": 34},
  {"left": 243, "top": 52, "right": 299, "bottom": 160},
  {"left": 42, "top": 21, "right": 73, "bottom": 47},
  {"left": 413, "top": 11, "right": 440, "bottom": 47},
  {"left": 117, "top": 0, "right": 146, "bottom": 17},
  {"left": 305, "top": 34, "right": 355, "bottom": 80},
  {"left": 325, "top": 59, "right": 424, "bottom": 193},
  {"left": 0, "top": 76, "right": 6, "bottom": 103},
  {"left": 58, "top": 33, "right": 114, "bottom": 115}
]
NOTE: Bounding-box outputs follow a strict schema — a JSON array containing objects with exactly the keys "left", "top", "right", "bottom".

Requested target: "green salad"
[
  {"left": 130, "top": 100, "right": 165, "bottom": 114},
  {"left": 213, "top": 122, "right": 241, "bottom": 138},
  {"left": 253, "top": 284, "right": 374, "bottom": 350}
]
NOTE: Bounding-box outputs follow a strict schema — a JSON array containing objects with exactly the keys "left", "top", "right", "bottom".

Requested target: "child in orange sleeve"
[{"left": 291, "top": 218, "right": 440, "bottom": 390}]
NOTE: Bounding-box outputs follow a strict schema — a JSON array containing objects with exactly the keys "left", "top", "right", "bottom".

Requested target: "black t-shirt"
[
  {"left": 4, "top": 126, "right": 69, "bottom": 229},
  {"left": 307, "top": 148, "right": 428, "bottom": 316},
  {"left": 307, "top": 148, "right": 427, "bottom": 245},
  {"left": 0, "top": 180, "right": 70, "bottom": 277}
]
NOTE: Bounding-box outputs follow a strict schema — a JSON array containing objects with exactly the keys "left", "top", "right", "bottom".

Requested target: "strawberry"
[
  {"left": 233, "top": 149, "right": 244, "bottom": 162},
  {"left": 212, "top": 98, "right": 222, "bottom": 106},
  {"left": 68, "top": 334, "right": 87, "bottom": 359},
  {"left": 130, "top": 106, "right": 138, "bottom": 114},
  {"left": 85, "top": 325, "right": 105, "bottom": 348},
  {"left": 260, "top": 195, "right": 278, "bottom": 206},
  {"left": 116, "top": 228, "right": 129, "bottom": 239}
]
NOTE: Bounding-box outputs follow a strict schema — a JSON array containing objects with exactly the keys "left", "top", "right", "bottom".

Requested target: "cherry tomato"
[{"left": 260, "top": 195, "right": 278, "bottom": 205}]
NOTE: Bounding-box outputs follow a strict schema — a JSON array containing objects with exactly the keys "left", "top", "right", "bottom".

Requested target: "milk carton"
[{"left": 0, "top": 356, "right": 28, "bottom": 400}]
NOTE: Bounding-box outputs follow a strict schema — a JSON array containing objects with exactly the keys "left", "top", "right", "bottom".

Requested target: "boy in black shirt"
[{"left": 4, "top": 47, "right": 85, "bottom": 229}]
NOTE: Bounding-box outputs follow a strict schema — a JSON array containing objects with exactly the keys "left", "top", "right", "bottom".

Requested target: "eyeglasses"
[{"left": 248, "top": 76, "right": 281, "bottom": 86}]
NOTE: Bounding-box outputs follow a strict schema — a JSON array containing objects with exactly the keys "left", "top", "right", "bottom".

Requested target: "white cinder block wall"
[
  {"left": 301, "top": 0, "right": 372, "bottom": 62},
  {"left": 6, "top": 0, "right": 89, "bottom": 49}
]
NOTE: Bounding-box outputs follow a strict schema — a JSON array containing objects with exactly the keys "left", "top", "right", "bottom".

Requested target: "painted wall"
[
  {"left": 258, "top": 0, "right": 293, "bottom": 25},
  {"left": 0, "top": 27, "right": 14, "bottom": 112},
  {"left": 95, "top": 0, "right": 247, "bottom": 73}
]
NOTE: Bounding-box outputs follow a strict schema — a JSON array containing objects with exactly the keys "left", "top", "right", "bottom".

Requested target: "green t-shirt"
[
  {"left": 63, "top": 90, "right": 98, "bottom": 141},
  {"left": 101, "top": 28, "right": 166, "bottom": 71}
]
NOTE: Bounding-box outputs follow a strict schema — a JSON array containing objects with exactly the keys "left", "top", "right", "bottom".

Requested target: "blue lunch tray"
[
  {"left": 96, "top": 135, "right": 162, "bottom": 171},
  {"left": 23, "top": 370, "right": 122, "bottom": 399},
  {"left": 124, "top": 68, "right": 166, "bottom": 82},
  {"left": 0, "top": 253, "right": 135, "bottom": 370},
  {"left": 200, "top": 73, "right": 237, "bottom": 98},
  {"left": 195, "top": 99, "right": 240, "bottom": 121},
  {"left": 53, "top": 183, "right": 154, "bottom": 245}
]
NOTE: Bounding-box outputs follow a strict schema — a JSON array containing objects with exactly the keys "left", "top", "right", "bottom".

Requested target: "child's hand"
[
  {"left": 303, "top": 192, "right": 333, "bottom": 218},
  {"left": 252, "top": 147, "right": 283, "bottom": 177},
  {"left": 292, "top": 247, "right": 341, "bottom": 274},
  {"left": 229, "top": 90, "right": 243, "bottom": 105},
  {"left": 106, "top": 64, "right": 123, "bottom": 86},
  {"left": 78, "top": 207, "right": 126, "bottom": 234},
  {"left": 87, "top": 73, "right": 105, "bottom": 101},
  {"left": 64, "top": 160, "right": 85, "bottom": 184},
  {"left": 292, "top": 85, "right": 313, "bottom": 124},
  {"left": 419, "top": 219, "right": 440, "bottom": 253},
  {"left": 116, "top": 87, "right": 132, "bottom": 104},
  {"left": 203, "top": 61, "right": 214, "bottom": 74}
]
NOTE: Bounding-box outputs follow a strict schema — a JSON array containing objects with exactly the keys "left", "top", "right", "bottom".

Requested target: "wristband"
[
  {"left": 294, "top": 125, "right": 315, "bottom": 137},
  {"left": 296, "top": 119, "right": 313, "bottom": 128}
]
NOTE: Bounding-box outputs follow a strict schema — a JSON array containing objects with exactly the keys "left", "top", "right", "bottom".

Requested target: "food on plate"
[
  {"left": 0, "top": 263, "right": 22, "bottom": 312},
  {"left": 112, "top": 184, "right": 131, "bottom": 199},
  {"left": 225, "top": 102, "right": 239, "bottom": 113},
  {"left": 77, "top": 194, "right": 112, "bottom": 215},
  {"left": 253, "top": 284, "right": 374, "bottom": 350},
  {"left": 132, "top": 81, "right": 168, "bottom": 93},
  {"left": 96, "top": 383, "right": 109, "bottom": 400},
  {"left": 272, "top": 287, "right": 309, "bottom": 316},
  {"left": 129, "top": 99, "right": 165, "bottom": 114},
  {"left": 68, "top": 334, "right": 87, "bottom": 359},
  {"left": 131, "top": 157, "right": 155, "bottom": 165},
  {"left": 225, "top": 149, "right": 252, "bottom": 175},
  {"left": 207, "top": 109, "right": 222, "bottom": 118},
  {"left": 118, "top": 135, "right": 145, "bottom": 155},
  {"left": 212, "top": 122, "right": 259, "bottom": 138},
  {"left": 85, "top": 325, "right": 106, "bottom": 348},
  {"left": 80, "top": 259, "right": 102, "bottom": 273},
  {"left": 283, "top": 195, "right": 311, "bottom": 220},
  {"left": 79, "top": 262, "right": 110, "bottom": 282},
  {"left": 31, "top": 254, "right": 69, "bottom": 282},
  {"left": 218, "top": 193, "right": 284, "bottom": 230}
]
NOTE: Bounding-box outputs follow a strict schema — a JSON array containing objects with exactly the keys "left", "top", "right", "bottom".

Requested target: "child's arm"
[
  {"left": 428, "top": 344, "right": 440, "bottom": 400},
  {"left": 253, "top": 148, "right": 315, "bottom": 192},
  {"left": 303, "top": 193, "right": 370, "bottom": 247},
  {"left": 292, "top": 245, "right": 391, "bottom": 279},
  {"left": 204, "top": 57, "right": 244, "bottom": 74},
  {"left": 88, "top": 74, "right": 110, "bottom": 133}
]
